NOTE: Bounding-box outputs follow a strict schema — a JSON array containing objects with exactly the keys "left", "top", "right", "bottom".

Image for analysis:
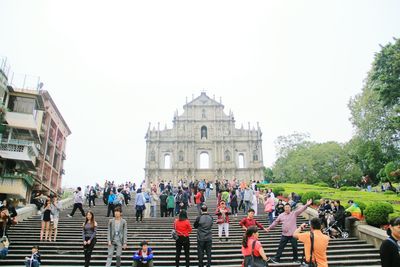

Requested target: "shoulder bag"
[
  {"left": 243, "top": 240, "right": 268, "bottom": 267},
  {"left": 300, "top": 232, "right": 317, "bottom": 267}
]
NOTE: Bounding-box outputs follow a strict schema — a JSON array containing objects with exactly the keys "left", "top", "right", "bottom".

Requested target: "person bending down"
[{"left": 132, "top": 241, "right": 154, "bottom": 267}]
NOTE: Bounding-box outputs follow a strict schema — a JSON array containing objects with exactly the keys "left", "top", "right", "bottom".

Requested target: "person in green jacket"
[{"left": 167, "top": 192, "right": 175, "bottom": 217}]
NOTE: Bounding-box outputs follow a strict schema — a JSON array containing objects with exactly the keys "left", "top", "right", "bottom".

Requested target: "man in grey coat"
[
  {"left": 106, "top": 207, "right": 127, "bottom": 267},
  {"left": 194, "top": 205, "right": 213, "bottom": 267}
]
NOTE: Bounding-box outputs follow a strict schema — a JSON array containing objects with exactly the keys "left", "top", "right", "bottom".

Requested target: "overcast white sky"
[{"left": 0, "top": 0, "right": 399, "bottom": 188}]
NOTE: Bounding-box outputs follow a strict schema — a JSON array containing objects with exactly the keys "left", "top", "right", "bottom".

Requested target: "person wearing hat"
[
  {"left": 132, "top": 241, "right": 154, "bottom": 267},
  {"left": 380, "top": 217, "right": 400, "bottom": 267},
  {"left": 194, "top": 205, "right": 213, "bottom": 267}
]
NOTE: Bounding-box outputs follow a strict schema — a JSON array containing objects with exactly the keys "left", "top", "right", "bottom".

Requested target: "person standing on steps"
[
  {"left": 266, "top": 199, "right": 313, "bottom": 264},
  {"left": 174, "top": 210, "right": 192, "bottom": 267},
  {"left": 106, "top": 191, "right": 116, "bottom": 218},
  {"left": 194, "top": 205, "right": 213, "bottom": 267},
  {"left": 68, "top": 187, "right": 85, "bottom": 218},
  {"left": 82, "top": 211, "right": 97, "bottom": 267},
  {"left": 379, "top": 217, "right": 400, "bottom": 267},
  {"left": 40, "top": 199, "right": 51, "bottom": 242},
  {"left": 135, "top": 188, "right": 146, "bottom": 222},
  {"left": 106, "top": 207, "right": 127, "bottom": 267},
  {"left": 215, "top": 200, "right": 231, "bottom": 242},
  {"left": 49, "top": 196, "right": 62, "bottom": 242}
]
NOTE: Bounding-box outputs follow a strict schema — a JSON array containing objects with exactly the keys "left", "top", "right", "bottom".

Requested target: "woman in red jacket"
[
  {"left": 215, "top": 200, "right": 231, "bottom": 242},
  {"left": 174, "top": 210, "right": 192, "bottom": 267}
]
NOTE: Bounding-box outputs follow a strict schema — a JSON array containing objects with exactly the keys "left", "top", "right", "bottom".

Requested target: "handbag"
[
  {"left": 171, "top": 220, "right": 181, "bottom": 241},
  {"left": 300, "top": 232, "right": 317, "bottom": 267},
  {"left": 243, "top": 240, "right": 268, "bottom": 267}
]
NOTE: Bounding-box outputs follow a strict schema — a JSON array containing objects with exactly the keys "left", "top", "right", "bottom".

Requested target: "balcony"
[
  {"left": 0, "top": 139, "right": 39, "bottom": 167},
  {"left": 2, "top": 172, "right": 34, "bottom": 187},
  {"left": 0, "top": 172, "right": 35, "bottom": 199},
  {"left": 5, "top": 110, "right": 43, "bottom": 138}
]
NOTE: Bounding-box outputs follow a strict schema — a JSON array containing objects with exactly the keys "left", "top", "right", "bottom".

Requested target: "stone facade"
[{"left": 144, "top": 92, "right": 264, "bottom": 186}]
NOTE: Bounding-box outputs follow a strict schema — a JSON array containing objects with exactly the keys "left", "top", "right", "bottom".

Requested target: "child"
[
  {"left": 25, "top": 245, "right": 41, "bottom": 267},
  {"left": 0, "top": 236, "right": 9, "bottom": 259},
  {"left": 132, "top": 241, "right": 153, "bottom": 267}
]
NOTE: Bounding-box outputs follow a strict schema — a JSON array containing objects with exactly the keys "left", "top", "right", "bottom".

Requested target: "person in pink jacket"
[{"left": 264, "top": 193, "right": 275, "bottom": 225}]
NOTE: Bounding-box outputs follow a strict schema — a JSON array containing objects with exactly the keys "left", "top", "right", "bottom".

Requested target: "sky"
[{"left": 0, "top": 0, "right": 399, "bottom": 188}]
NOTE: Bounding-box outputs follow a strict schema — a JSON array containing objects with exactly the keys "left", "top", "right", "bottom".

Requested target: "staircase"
[{"left": 2, "top": 193, "right": 381, "bottom": 267}]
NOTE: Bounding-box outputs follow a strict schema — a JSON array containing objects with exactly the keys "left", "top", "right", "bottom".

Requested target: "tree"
[
  {"left": 263, "top": 167, "right": 274, "bottom": 182},
  {"left": 274, "top": 132, "right": 311, "bottom": 158},
  {"left": 372, "top": 38, "right": 400, "bottom": 107}
]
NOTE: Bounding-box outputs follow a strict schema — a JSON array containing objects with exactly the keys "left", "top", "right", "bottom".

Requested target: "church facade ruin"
[{"left": 144, "top": 92, "right": 264, "bottom": 185}]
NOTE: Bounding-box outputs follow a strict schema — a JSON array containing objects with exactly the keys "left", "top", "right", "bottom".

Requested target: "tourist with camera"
[{"left": 294, "top": 218, "right": 330, "bottom": 267}]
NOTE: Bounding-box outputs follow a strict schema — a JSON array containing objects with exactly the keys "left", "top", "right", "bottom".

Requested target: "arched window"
[
  {"left": 199, "top": 152, "right": 209, "bottom": 169},
  {"left": 178, "top": 151, "right": 184, "bottom": 161},
  {"left": 253, "top": 151, "right": 258, "bottom": 161},
  {"left": 225, "top": 150, "right": 231, "bottom": 161},
  {"left": 201, "top": 126, "right": 207, "bottom": 139},
  {"left": 150, "top": 150, "right": 155, "bottom": 162},
  {"left": 164, "top": 154, "right": 171, "bottom": 169},
  {"left": 238, "top": 153, "right": 245, "bottom": 168}
]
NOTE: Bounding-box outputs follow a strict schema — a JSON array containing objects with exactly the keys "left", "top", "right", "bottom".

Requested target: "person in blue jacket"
[{"left": 132, "top": 241, "right": 154, "bottom": 267}]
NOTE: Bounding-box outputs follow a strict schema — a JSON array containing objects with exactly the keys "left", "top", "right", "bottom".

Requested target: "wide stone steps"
[{"left": 2, "top": 194, "right": 381, "bottom": 266}]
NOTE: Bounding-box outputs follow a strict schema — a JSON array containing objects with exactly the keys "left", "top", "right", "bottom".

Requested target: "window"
[
  {"left": 199, "top": 152, "right": 209, "bottom": 169},
  {"left": 225, "top": 150, "right": 231, "bottom": 161},
  {"left": 201, "top": 126, "right": 207, "bottom": 139},
  {"left": 164, "top": 154, "right": 171, "bottom": 169},
  {"left": 238, "top": 153, "right": 245, "bottom": 168},
  {"left": 253, "top": 151, "right": 258, "bottom": 161}
]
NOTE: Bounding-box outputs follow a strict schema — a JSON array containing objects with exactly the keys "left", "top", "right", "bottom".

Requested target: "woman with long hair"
[
  {"left": 82, "top": 211, "right": 97, "bottom": 267},
  {"left": 40, "top": 198, "right": 52, "bottom": 241},
  {"left": 380, "top": 217, "right": 400, "bottom": 266},
  {"left": 174, "top": 209, "right": 192, "bottom": 267},
  {"left": 241, "top": 226, "right": 269, "bottom": 267}
]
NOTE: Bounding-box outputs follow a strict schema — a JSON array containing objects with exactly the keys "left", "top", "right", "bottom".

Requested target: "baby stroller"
[{"left": 322, "top": 212, "right": 349, "bottom": 239}]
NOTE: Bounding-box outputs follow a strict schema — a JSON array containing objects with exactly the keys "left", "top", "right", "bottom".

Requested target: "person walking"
[
  {"left": 135, "top": 188, "right": 146, "bottom": 222},
  {"left": 379, "top": 217, "right": 400, "bottom": 267},
  {"left": 174, "top": 210, "right": 192, "bottom": 267},
  {"left": 241, "top": 226, "right": 269, "bottom": 266},
  {"left": 194, "top": 205, "right": 213, "bottom": 267},
  {"left": 107, "top": 191, "right": 116, "bottom": 217},
  {"left": 266, "top": 199, "right": 313, "bottom": 263},
  {"left": 40, "top": 199, "right": 52, "bottom": 241},
  {"left": 195, "top": 189, "right": 204, "bottom": 215},
  {"left": 68, "top": 187, "right": 85, "bottom": 218},
  {"left": 230, "top": 190, "right": 238, "bottom": 216},
  {"left": 106, "top": 207, "right": 127, "bottom": 267},
  {"left": 82, "top": 211, "right": 97, "bottom": 267},
  {"left": 150, "top": 191, "right": 159, "bottom": 218},
  {"left": 167, "top": 192, "right": 175, "bottom": 217},
  {"left": 243, "top": 186, "right": 253, "bottom": 214},
  {"left": 294, "top": 217, "right": 330, "bottom": 267},
  {"left": 264, "top": 193, "right": 275, "bottom": 225},
  {"left": 88, "top": 186, "right": 97, "bottom": 208},
  {"left": 159, "top": 190, "right": 168, "bottom": 217},
  {"left": 215, "top": 200, "right": 231, "bottom": 242},
  {"left": 49, "top": 196, "right": 62, "bottom": 242}
]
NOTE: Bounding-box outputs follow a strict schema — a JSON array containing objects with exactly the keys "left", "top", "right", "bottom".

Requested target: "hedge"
[
  {"left": 365, "top": 202, "right": 392, "bottom": 227},
  {"left": 301, "top": 191, "right": 321, "bottom": 204}
]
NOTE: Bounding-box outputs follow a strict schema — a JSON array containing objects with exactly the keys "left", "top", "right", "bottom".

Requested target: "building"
[
  {"left": 0, "top": 59, "right": 71, "bottom": 202},
  {"left": 0, "top": 82, "right": 44, "bottom": 202},
  {"left": 36, "top": 90, "right": 71, "bottom": 196},
  {"left": 144, "top": 92, "right": 264, "bottom": 186}
]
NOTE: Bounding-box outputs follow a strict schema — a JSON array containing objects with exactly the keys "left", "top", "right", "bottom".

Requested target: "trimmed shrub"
[
  {"left": 301, "top": 191, "right": 322, "bottom": 204},
  {"left": 365, "top": 202, "right": 392, "bottom": 227},
  {"left": 384, "top": 190, "right": 396, "bottom": 195},
  {"left": 340, "top": 186, "right": 360, "bottom": 191},
  {"left": 380, "top": 202, "right": 394, "bottom": 214},
  {"left": 314, "top": 182, "right": 329, "bottom": 187},
  {"left": 272, "top": 186, "right": 285, "bottom": 196}
]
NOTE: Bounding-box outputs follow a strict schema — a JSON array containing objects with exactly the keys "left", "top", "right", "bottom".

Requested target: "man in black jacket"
[
  {"left": 194, "top": 205, "right": 213, "bottom": 267},
  {"left": 380, "top": 217, "right": 400, "bottom": 267}
]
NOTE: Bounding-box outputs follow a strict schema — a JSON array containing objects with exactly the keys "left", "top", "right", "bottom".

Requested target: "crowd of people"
[{"left": 0, "top": 177, "right": 399, "bottom": 267}]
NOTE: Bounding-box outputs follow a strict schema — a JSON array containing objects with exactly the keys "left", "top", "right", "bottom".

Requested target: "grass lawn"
[{"left": 259, "top": 183, "right": 400, "bottom": 214}]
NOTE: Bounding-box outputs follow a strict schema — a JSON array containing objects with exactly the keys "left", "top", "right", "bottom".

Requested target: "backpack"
[
  {"left": 113, "top": 195, "right": 120, "bottom": 205},
  {"left": 200, "top": 194, "right": 205, "bottom": 203}
]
